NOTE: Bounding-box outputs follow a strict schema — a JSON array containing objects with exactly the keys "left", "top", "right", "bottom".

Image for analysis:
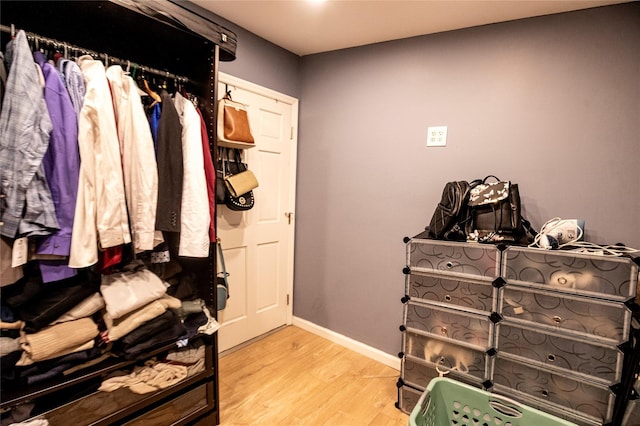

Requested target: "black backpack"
[{"left": 427, "top": 180, "right": 475, "bottom": 241}]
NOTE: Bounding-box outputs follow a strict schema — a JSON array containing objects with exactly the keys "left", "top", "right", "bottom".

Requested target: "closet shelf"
[
  {"left": 1, "top": 336, "right": 213, "bottom": 408},
  {"left": 32, "top": 366, "right": 212, "bottom": 426}
]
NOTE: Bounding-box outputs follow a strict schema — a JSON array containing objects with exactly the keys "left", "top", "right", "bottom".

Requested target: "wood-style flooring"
[{"left": 218, "top": 326, "right": 409, "bottom": 425}]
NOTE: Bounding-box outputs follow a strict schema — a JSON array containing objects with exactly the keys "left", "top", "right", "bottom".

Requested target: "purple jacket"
[{"left": 33, "top": 52, "right": 80, "bottom": 282}]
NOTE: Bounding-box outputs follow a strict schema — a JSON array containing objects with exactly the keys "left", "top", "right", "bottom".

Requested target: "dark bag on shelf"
[
  {"left": 427, "top": 180, "right": 473, "bottom": 241},
  {"left": 466, "top": 175, "right": 529, "bottom": 243}
]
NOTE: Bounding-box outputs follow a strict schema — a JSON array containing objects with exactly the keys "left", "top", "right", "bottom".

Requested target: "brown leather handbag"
[{"left": 217, "top": 94, "right": 255, "bottom": 149}]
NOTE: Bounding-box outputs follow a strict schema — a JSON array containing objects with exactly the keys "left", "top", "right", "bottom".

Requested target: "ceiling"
[{"left": 190, "top": 0, "right": 629, "bottom": 56}]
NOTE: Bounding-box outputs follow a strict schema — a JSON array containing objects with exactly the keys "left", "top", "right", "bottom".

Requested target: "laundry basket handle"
[{"left": 488, "top": 394, "right": 524, "bottom": 418}]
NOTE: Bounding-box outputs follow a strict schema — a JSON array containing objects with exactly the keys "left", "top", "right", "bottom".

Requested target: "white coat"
[
  {"left": 173, "top": 92, "right": 210, "bottom": 257},
  {"left": 70, "top": 56, "right": 131, "bottom": 268},
  {"left": 106, "top": 65, "right": 162, "bottom": 253}
]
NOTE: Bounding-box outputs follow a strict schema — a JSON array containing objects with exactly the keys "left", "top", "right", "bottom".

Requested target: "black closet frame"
[
  {"left": 0, "top": 24, "right": 192, "bottom": 85},
  {"left": 0, "top": 1, "right": 235, "bottom": 424}
]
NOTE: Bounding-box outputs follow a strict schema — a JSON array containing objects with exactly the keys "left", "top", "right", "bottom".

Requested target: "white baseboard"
[{"left": 292, "top": 316, "right": 401, "bottom": 371}]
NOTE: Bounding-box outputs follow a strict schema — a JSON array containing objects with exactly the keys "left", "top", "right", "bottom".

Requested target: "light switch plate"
[{"left": 427, "top": 126, "right": 447, "bottom": 147}]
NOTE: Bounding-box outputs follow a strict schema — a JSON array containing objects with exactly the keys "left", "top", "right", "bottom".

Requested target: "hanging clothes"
[
  {"left": 0, "top": 51, "right": 7, "bottom": 107},
  {"left": 69, "top": 55, "right": 130, "bottom": 269},
  {"left": 32, "top": 51, "right": 80, "bottom": 283},
  {"left": 155, "top": 89, "right": 183, "bottom": 233},
  {"left": 55, "top": 58, "right": 85, "bottom": 116},
  {"left": 105, "top": 65, "right": 162, "bottom": 253},
  {"left": 147, "top": 102, "right": 161, "bottom": 151},
  {"left": 0, "top": 30, "right": 59, "bottom": 239},
  {"left": 196, "top": 107, "right": 216, "bottom": 242},
  {"left": 173, "top": 92, "right": 209, "bottom": 257}
]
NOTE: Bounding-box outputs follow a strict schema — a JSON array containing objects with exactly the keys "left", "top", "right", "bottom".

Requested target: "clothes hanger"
[
  {"left": 175, "top": 77, "right": 184, "bottom": 95},
  {"left": 138, "top": 68, "right": 161, "bottom": 105},
  {"left": 161, "top": 71, "right": 168, "bottom": 90}
]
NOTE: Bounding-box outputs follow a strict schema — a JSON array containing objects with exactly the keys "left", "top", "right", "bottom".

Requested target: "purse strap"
[
  {"left": 220, "top": 147, "right": 236, "bottom": 176},
  {"left": 233, "top": 148, "right": 243, "bottom": 164},
  {"left": 216, "top": 238, "right": 229, "bottom": 289},
  {"left": 483, "top": 175, "right": 501, "bottom": 183},
  {"left": 230, "top": 148, "right": 247, "bottom": 173},
  {"left": 217, "top": 147, "right": 226, "bottom": 176}
]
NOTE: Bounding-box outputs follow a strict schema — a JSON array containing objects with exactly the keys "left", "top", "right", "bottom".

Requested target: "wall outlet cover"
[{"left": 427, "top": 126, "right": 447, "bottom": 147}]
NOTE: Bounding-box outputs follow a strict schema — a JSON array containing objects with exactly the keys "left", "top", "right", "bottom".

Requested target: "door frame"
[{"left": 218, "top": 71, "right": 298, "bottom": 326}]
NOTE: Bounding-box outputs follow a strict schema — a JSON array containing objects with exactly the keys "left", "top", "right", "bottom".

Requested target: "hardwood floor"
[{"left": 218, "top": 326, "right": 410, "bottom": 425}]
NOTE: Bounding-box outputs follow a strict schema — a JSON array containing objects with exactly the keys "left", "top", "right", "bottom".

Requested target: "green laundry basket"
[{"left": 409, "top": 378, "right": 577, "bottom": 426}]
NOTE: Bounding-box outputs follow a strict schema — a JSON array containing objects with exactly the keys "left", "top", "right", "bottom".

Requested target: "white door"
[{"left": 216, "top": 73, "right": 298, "bottom": 352}]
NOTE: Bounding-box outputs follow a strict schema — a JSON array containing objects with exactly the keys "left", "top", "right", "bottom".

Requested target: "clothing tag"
[{"left": 12, "top": 237, "right": 28, "bottom": 267}]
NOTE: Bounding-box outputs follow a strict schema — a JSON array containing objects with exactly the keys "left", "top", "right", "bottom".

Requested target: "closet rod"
[{"left": 0, "top": 24, "right": 191, "bottom": 84}]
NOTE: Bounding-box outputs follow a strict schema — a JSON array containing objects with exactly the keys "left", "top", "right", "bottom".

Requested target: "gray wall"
[
  {"left": 180, "top": 1, "right": 302, "bottom": 99},
  {"left": 295, "top": 3, "right": 640, "bottom": 355},
  {"left": 186, "top": 2, "right": 639, "bottom": 357}
]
